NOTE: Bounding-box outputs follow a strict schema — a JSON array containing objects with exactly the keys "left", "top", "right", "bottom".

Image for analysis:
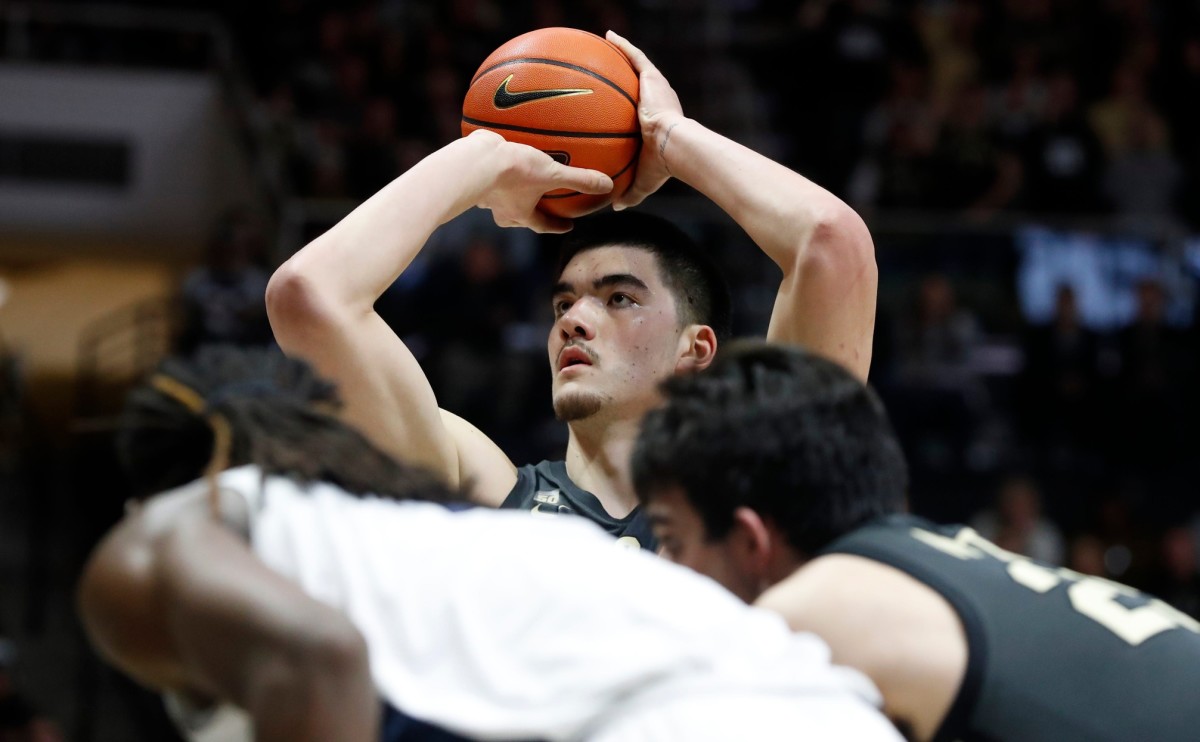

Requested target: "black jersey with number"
[
  {"left": 820, "top": 514, "right": 1200, "bottom": 742},
  {"left": 500, "top": 460, "right": 657, "bottom": 551}
]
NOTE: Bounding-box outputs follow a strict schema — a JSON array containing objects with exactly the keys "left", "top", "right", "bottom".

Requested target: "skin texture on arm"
[
  {"left": 608, "top": 32, "right": 878, "bottom": 381},
  {"left": 267, "top": 131, "right": 613, "bottom": 503},
  {"left": 755, "top": 554, "right": 968, "bottom": 742},
  {"left": 78, "top": 488, "right": 378, "bottom": 742}
]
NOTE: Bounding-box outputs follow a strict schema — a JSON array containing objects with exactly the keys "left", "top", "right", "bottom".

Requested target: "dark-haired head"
[
  {"left": 633, "top": 341, "right": 907, "bottom": 591},
  {"left": 118, "top": 345, "right": 462, "bottom": 504},
  {"left": 558, "top": 211, "right": 732, "bottom": 342}
]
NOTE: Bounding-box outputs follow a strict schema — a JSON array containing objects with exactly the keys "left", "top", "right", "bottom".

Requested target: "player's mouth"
[{"left": 557, "top": 345, "right": 596, "bottom": 373}]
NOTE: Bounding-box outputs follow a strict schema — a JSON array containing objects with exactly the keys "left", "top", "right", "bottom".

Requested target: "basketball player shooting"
[{"left": 266, "top": 31, "right": 877, "bottom": 544}]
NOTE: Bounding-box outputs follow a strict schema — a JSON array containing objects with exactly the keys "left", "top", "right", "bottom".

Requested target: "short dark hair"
[
  {"left": 632, "top": 341, "right": 908, "bottom": 555},
  {"left": 118, "top": 345, "right": 462, "bottom": 504},
  {"left": 558, "top": 211, "right": 733, "bottom": 341}
]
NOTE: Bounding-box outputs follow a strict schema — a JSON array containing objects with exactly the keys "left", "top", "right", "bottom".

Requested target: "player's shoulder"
[{"left": 760, "top": 553, "right": 917, "bottom": 621}]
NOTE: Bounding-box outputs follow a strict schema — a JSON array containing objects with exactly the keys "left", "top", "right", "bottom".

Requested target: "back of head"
[
  {"left": 118, "top": 345, "right": 460, "bottom": 504},
  {"left": 558, "top": 211, "right": 733, "bottom": 341},
  {"left": 633, "top": 341, "right": 908, "bottom": 555}
]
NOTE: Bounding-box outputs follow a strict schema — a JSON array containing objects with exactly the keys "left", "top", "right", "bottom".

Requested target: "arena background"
[{"left": 0, "top": 0, "right": 1197, "bottom": 738}]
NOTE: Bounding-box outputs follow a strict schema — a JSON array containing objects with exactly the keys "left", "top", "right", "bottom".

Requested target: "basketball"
[{"left": 462, "top": 28, "right": 640, "bottom": 218}]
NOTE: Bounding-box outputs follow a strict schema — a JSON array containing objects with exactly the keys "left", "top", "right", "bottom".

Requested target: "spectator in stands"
[
  {"left": 178, "top": 210, "right": 273, "bottom": 355},
  {"left": 418, "top": 234, "right": 538, "bottom": 441},
  {"left": 1020, "top": 71, "right": 1106, "bottom": 214},
  {"left": 344, "top": 96, "right": 401, "bottom": 199},
  {"left": 1166, "top": 34, "right": 1200, "bottom": 226},
  {"left": 1102, "top": 107, "right": 1183, "bottom": 228},
  {"left": 893, "top": 273, "right": 983, "bottom": 393},
  {"left": 1067, "top": 533, "right": 1108, "bottom": 577},
  {"left": 884, "top": 273, "right": 987, "bottom": 516},
  {"left": 971, "top": 475, "right": 1066, "bottom": 565},
  {"left": 1019, "top": 285, "right": 1101, "bottom": 453},
  {"left": 848, "top": 60, "right": 938, "bottom": 211},
  {"left": 917, "top": 0, "right": 984, "bottom": 115},
  {"left": 930, "top": 81, "right": 1022, "bottom": 217},
  {"left": 989, "top": 42, "right": 1047, "bottom": 146},
  {"left": 1088, "top": 63, "right": 1165, "bottom": 159},
  {"left": 1146, "top": 527, "right": 1200, "bottom": 620},
  {"left": 1115, "top": 278, "right": 1192, "bottom": 516}
]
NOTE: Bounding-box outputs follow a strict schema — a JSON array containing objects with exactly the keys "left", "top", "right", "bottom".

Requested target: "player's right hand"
[{"left": 471, "top": 131, "right": 614, "bottom": 233}]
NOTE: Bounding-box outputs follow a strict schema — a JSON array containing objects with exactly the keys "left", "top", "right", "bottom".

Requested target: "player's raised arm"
[
  {"left": 607, "top": 32, "right": 877, "bottom": 381},
  {"left": 267, "top": 131, "right": 612, "bottom": 500}
]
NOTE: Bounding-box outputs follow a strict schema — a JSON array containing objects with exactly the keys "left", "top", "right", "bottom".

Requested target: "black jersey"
[
  {"left": 821, "top": 514, "right": 1200, "bottom": 742},
  {"left": 500, "top": 460, "right": 657, "bottom": 551}
]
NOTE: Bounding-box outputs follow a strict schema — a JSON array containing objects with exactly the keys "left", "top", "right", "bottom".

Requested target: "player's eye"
[
  {"left": 609, "top": 293, "right": 633, "bottom": 307},
  {"left": 553, "top": 299, "right": 573, "bottom": 317}
]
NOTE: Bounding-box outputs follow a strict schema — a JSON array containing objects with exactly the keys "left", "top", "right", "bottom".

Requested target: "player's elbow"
[
  {"left": 790, "top": 204, "right": 877, "bottom": 289},
  {"left": 266, "top": 262, "right": 341, "bottom": 347},
  {"left": 77, "top": 518, "right": 175, "bottom": 687}
]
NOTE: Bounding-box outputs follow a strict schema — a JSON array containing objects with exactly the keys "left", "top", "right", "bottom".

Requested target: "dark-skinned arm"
[{"left": 78, "top": 492, "right": 378, "bottom": 742}]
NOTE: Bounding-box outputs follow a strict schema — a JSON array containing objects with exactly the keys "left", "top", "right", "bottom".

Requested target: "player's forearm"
[
  {"left": 271, "top": 132, "right": 506, "bottom": 318},
  {"left": 660, "top": 118, "right": 872, "bottom": 273},
  {"left": 243, "top": 641, "right": 378, "bottom": 742}
]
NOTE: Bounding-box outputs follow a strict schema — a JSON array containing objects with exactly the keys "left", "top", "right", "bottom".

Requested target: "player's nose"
[{"left": 557, "top": 299, "right": 597, "bottom": 341}]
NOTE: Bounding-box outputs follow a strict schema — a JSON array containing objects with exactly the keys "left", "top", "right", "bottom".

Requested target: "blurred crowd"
[
  {"left": 13, "top": 0, "right": 1200, "bottom": 221},
  {"left": 155, "top": 0, "right": 1200, "bottom": 226}
]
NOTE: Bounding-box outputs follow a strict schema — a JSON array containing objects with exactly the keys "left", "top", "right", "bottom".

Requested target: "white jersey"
[{"left": 176, "top": 466, "right": 901, "bottom": 742}]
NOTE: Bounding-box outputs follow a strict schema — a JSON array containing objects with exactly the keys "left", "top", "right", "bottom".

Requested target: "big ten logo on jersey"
[
  {"left": 531, "top": 490, "right": 575, "bottom": 517},
  {"left": 912, "top": 526, "right": 1200, "bottom": 646}
]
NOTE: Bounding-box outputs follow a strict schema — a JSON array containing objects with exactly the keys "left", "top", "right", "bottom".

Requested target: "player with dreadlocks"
[{"left": 80, "top": 346, "right": 903, "bottom": 742}]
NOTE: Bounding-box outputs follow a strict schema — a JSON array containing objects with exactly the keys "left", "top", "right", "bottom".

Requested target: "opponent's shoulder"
[
  {"left": 758, "top": 554, "right": 967, "bottom": 742},
  {"left": 759, "top": 552, "right": 965, "bottom": 670},
  {"left": 759, "top": 553, "right": 918, "bottom": 625}
]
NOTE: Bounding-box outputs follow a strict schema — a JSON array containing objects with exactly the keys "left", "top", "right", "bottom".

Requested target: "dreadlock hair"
[
  {"left": 557, "top": 211, "right": 733, "bottom": 342},
  {"left": 632, "top": 340, "right": 908, "bottom": 556},
  {"left": 118, "top": 345, "right": 463, "bottom": 504}
]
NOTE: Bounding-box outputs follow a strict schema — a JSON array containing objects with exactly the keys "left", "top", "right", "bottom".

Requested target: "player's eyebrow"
[
  {"left": 593, "top": 273, "right": 649, "bottom": 292},
  {"left": 552, "top": 273, "right": 649, "bottom": 297}
]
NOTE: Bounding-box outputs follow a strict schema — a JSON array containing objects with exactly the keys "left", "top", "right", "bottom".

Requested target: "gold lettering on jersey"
[
  {"left": 534, "top": 490, "right": 561, "bottom": 505},
  {"left": 911, "top": 525, "right": 1200, "bottom": 646},
  {"left": 615, "top": 536, "right": 641, "bottom": 550}
]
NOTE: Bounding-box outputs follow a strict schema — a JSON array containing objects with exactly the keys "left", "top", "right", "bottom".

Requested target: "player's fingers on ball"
[
  {"left": 528, "top": 211, "right": 573, "bottom": 234},
  {"left": 606, "top": 31, "right": 655, "bottom": 73},
  {"left": 556, "top": 167, "right": 613, "bottom": 195},
  {"left": 614, "top": 185, "right": 649, "bottom": 211}
]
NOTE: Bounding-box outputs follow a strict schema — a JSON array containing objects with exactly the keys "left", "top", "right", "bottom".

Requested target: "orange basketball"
[{"left": 462, "top": 28, "right": 640, "bottom": 218}]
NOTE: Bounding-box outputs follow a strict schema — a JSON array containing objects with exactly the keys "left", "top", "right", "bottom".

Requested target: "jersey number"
[{"left": 912, "top": 527, "right": 1200, "bottom": 646}]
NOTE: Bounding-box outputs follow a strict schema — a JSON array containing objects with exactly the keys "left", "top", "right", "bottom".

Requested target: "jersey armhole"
[
  {"left": 499, "top": 464, "right": 536, "bottom": 509},
  {"left": 830, "top": 542, "right": 988, "bottom": 742}
]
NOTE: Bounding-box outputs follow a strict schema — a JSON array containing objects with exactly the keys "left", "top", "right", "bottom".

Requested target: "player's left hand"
[{"left": 606, "top": 31, "right": 685, "bottom": 211}]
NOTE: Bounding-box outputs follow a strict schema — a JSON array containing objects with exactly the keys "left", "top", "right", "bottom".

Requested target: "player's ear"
[
  {"left": 730, "top": 506, "right": 773, "bottom": 571},
  {"left": 674, "top": 325, "right": 717, "bottom": 374}
]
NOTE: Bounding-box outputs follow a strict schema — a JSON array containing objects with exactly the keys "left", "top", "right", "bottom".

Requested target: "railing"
[{"left": 74, "top": 294, "right": 181, "bottom": 423}]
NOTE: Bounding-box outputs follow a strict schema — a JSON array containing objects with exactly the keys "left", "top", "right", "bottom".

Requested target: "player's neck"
[{"left": 564, "top": 416, "right": 640, "bottom": 518}]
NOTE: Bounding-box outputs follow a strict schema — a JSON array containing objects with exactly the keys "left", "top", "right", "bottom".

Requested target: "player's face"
[
  {"left": 548, "top": 246, "right": 686, "bottom": 422},
  {"left": 645, "top": 486, "right": 762, "bottom": 603}
]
